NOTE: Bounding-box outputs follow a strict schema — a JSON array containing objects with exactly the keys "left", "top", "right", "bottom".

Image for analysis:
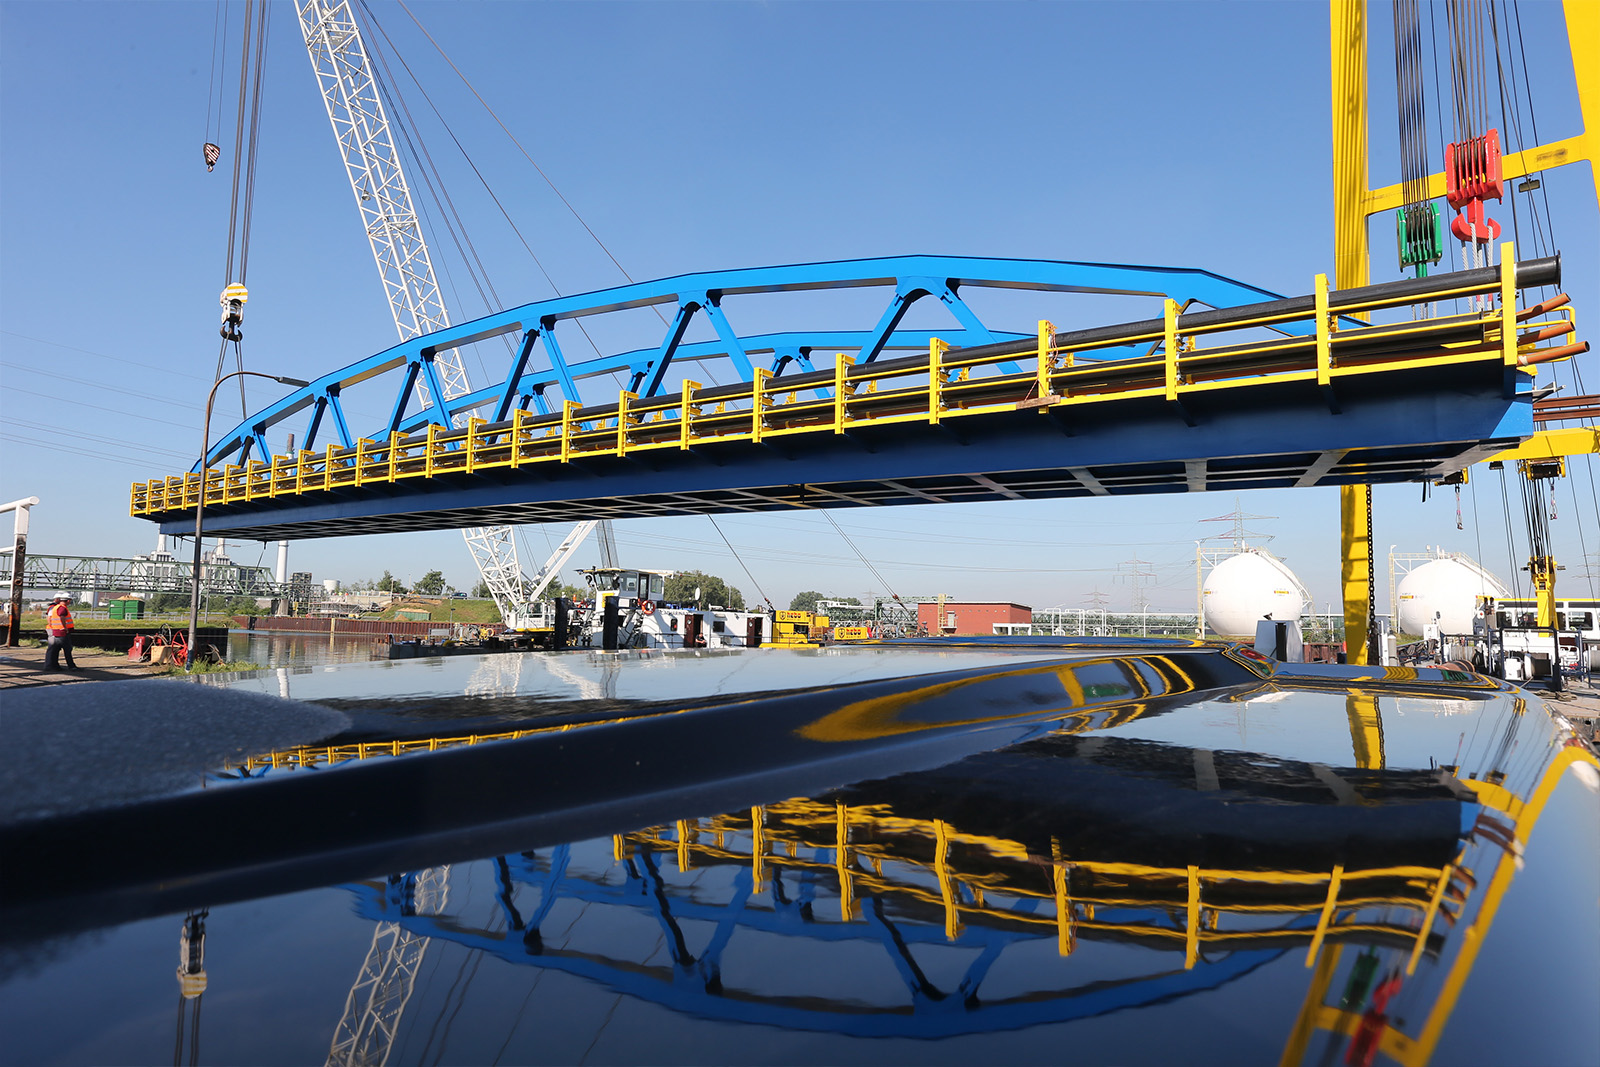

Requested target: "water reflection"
[
  {"left": 224, "top": 632, "right": 382, "bottom": 670},
  {"left": 2, "top": 651, "right": 1595, "bottom": 1066},
  {"left": 307, "top": 687, "right": 1589, "bottom": 1065}
]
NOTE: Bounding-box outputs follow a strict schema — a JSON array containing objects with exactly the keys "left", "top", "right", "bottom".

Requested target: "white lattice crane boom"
[{"left": 296, "top": 0, "right": 528, "bottom": 611}]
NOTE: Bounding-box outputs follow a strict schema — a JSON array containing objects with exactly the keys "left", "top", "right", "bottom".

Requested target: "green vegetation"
[
  {"left": 369, "top": 598, "right": 503, "bottom": 624},
  {"left": 154, "top": 659, "right": 263, "bottom": 676},
  {"left": 549, "top": 581, "right": 587, "bottom": 602},
  {"left": 664, "top": 571, "right": 744, "bottom": 610},
  {"left": 789, "top": 591, "right": 860, "bottom": 613},
  {"left": 412, "top": 569, "right": 446, "bottom": 596},
  {"left": 11, "top": 615, "right": 240, "bottom": 633}
]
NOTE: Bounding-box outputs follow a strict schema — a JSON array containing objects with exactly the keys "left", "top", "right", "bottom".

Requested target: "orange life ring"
[{"left": 640, "top": 600, "right": 655, "bottom": 615}]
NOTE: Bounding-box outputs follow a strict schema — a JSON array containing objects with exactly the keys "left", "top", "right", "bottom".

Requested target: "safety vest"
[{"left": 47, "top": 603, "right": 74, "bottom": 634}]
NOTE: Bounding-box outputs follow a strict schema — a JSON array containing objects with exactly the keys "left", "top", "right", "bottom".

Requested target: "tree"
[
  {"left": 548, "top": 580, "right": 587, "bottom": 602},
  {"left": 471, "top": 579, "right": 490, "bottom": 599},
  {"left": 789, "top": 591, "right": 858, "bottom": 613},
  {"left": 664, "top": 570, "right": 744, "bottom": 610},
  {"left": 413, "top": 569, "right": 446, "bottom": 596},
  {"left": 376, "top": 570, "right": 407, "bottom": 594}
]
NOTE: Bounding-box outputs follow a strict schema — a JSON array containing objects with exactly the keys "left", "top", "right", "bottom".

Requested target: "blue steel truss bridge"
[{"left": 130, "top": 253, "right": 1580, "bottom": 541}]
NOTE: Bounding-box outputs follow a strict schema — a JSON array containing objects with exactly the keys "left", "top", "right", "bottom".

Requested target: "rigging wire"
[
  {"left": 355, "top": 1, "right": 623, "bottom": 385},
  {"left": 394, "top": 0, "right": 643, "bottom": 296},
  {"left": 1393, "top": 0, "right": 1431, "bottom": 226},
  {"left": 214, "top": 0, "right": 271, "bottom": 420},
  {"left": 1496, "top": 464, "right": 1523, "bottom": 598},
  {"left": 706, "top": 515, "right": 773, "bottom": 610},
  {"left": 204, "top": 1, "right": 226, "bottom": 149},
  {"left": 387, "top": 0, "right": 727, "bottom": 394},
  {"left": 818, "top": 509, "right": 908, "bottom": 610}
]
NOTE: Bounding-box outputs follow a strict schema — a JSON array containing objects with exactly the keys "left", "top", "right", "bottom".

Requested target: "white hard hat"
[{"left": 52, "top": 592, "right": 70, "bottom": 601}]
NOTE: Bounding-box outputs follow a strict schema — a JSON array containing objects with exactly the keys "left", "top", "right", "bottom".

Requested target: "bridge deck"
[{"left": 134, "top": 258, "right": 1579, "bottom": 541}]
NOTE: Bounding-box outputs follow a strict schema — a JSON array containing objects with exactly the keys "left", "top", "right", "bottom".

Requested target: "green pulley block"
[
  {"left": 1396, "top": 202, "right": 1444, "bottom": 274},
  {"left": 1339, "top": 950, "right": 1381, "bottom": 1011}
]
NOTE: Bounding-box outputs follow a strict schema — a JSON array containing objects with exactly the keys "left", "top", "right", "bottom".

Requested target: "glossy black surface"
[{"left": 1, "top": 642, "right": 1596, "bottom": 1066}]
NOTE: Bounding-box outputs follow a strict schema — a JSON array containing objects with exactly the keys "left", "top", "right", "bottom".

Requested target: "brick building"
[{"left": 916, "top": 602, "right": 1032, "bottom": 636}]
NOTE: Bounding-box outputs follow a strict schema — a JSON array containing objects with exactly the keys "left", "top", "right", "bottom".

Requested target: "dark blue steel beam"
[{"left": 165, "top": 364, "right": 1531, "bottom": 541}]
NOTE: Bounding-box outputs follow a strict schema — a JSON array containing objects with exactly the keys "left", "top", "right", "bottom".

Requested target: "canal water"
[
  {"left": 3, "top": 645, "right": 1596, "bottom": 1065},
  {"left": 224, "top": 631, "right": 386, "bottom": 669}
]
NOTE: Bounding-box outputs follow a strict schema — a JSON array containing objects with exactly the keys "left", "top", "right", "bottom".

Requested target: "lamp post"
[{"left": 188, "top": 370, "right": 310, "bottom": 670}]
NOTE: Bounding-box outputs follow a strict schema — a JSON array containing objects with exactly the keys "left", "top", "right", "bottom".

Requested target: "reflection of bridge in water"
[
  {"left": 335, "top": 730, "right": 1479, "bottom": 1042},
  {"left": 289, "top": 661, "right": 1591, "bottom": 1061}
]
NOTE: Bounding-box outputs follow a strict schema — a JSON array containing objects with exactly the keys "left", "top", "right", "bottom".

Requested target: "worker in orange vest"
[{"left": 44, "top": 593, "right": 77, "bottom": 671}]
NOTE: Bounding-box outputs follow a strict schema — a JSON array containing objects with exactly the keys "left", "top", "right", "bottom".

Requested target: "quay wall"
[{"left": 231, "top": 615, "right": 451, "bottom": 637}]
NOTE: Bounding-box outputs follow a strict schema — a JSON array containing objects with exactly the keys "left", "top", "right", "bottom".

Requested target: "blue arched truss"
[{"left": 202, "top": 255, "right": 1290, "bottom": 469}]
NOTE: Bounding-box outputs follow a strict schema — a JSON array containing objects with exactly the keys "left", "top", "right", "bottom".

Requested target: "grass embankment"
[
  {"left": 368, "top": 597, "right": 503, "bottom": 625},
  {"left": 152, "top": 659, "right": 263, "bottom": 675},
  {"left": 10, "top": 615, "right": 238, "bottom": 633}
]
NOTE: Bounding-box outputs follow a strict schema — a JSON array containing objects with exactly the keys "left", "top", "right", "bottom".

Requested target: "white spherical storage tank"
[
  {"left": 1202, "top": 551, "right": 1308, "bottom": 638},
  {"left": 1396, "top": 556, "right": 1507, "bottom": 635}
]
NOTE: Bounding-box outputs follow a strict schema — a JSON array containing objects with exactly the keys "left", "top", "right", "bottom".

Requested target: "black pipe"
[
  {"left": 553, "top": 597, "right": 568, "bottom": 651},
  {"left": 944, "top": 256, "right": 1562, "bottom": 365},
  {"left": 601, "top": 596, "right": 619, "bottom": 651},
  {"left": 332, "top": 258, "right": 1569, "bottom": 442},
  {"left": 559, "top": 257, "right": 1564, "bottom": 420}
]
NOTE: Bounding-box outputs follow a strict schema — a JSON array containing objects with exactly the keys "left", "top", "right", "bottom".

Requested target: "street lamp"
[{"left": 188, "top": 370, "right": 310, "bottom": 670}]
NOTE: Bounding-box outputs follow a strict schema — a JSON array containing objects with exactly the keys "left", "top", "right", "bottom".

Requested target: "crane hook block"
[
  {"left": 1396, "top": 202, "right": 1444, "bottom": 269},
  {"left": 1450, "top": 199, "right": 1502, "bottom": 245},
  {"left": 1445, "top": 130, "right": 1503, "bottom": 208},
  {"left": 203, "top": 142, "right": 220, "bottom": 172},
  {"left": 219, "top": 283, "right": 248, "bottom": 340},
  {"left": 1445, "top": 130, "right": 1503, "bottom": 246}
]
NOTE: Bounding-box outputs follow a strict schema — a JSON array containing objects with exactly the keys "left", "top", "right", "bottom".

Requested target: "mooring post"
[
  {"left": 602, "top": 596, "right": 619, "bottom": 651},
  {"left": 2, "top": 497, "right": 39, "bottom": 647}
]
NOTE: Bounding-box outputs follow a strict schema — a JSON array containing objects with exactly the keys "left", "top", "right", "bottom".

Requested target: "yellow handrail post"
[
  {"left": 1315, "top": 273, "right": 1333, "bottom": 388},
  {"left": 833, "top": 354, "right": 855, "bottom": 434},
  {"left": 1035, "top": 319, "right": 1056, "bottom": 409},
  {"left": 561, "top": 399, "right": 580, "bottom": 462},
  {"left": 1500, "top": 240, "right": 1517, "bottom": 366},
  {"left": 1407, "top": 864, "right": 1453, "bottom": 975},
  {"left": 1305, "top": 865, "right": 1345, "bottom": 966},
  {"left": 1164, "top": 299, "right": 1181, "bottom": 402},
  {"left": 928, "top": 338, "right": 950, "bottom": 425},
  {"left": 465, "top": 417, "right": 484, "bottom": 472},
  {"left": 424, "top": 424, "right": 440, "bottom": 477},
  {"left": 510, "top": 408, "right": 525, "bottom": 469},
  {"left": 752, "top": 367, "right": 771, "bottom": 442},
  {"left": 1184, "top": 865, "right": 1202, "bottom": 969},
  {"left": 616, "top": 390, "right": 638, "bottom": 456},
  {"left": 680, "top": 379, "right": 702, "bottom": 450},
  {"left": 387, "top": 432, "right": 401, "bottom": 482}
]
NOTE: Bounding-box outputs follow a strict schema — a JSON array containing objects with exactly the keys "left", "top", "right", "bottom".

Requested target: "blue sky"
[{"left": 2, "top": 0, "right": 1595, "bottom": 611}]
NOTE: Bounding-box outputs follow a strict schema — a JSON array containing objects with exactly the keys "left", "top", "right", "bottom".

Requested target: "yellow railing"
[{"left": 617, "top": 800, "right": 1455, "bottom": 967}]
